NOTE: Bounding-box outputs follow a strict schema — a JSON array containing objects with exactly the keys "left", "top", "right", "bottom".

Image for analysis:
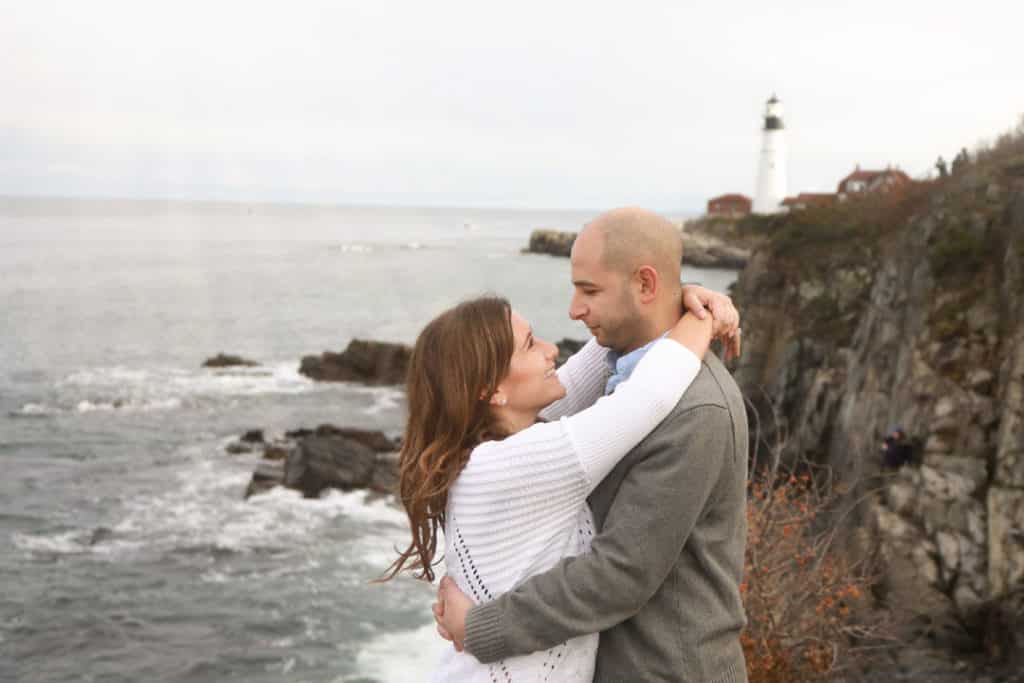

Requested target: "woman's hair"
[{"left": 380, "top": 295, "right": 514, "bottom": 582}]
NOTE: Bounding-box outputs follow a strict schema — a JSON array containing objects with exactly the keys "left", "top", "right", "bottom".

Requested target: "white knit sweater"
[{"left": 431, "top": 337, "right": 701, "bottom": 682}]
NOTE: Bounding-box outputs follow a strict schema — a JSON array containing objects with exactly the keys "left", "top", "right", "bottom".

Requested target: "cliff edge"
[{"left": 731, "top": 138, "right": 1024, "bottom": 673}]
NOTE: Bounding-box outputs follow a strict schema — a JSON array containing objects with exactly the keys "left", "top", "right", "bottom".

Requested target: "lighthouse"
[{"left": 753, "top": 94, "right": 787, "bottom": 214}]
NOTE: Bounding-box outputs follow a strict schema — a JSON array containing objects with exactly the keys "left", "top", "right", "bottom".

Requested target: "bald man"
[{"left": 436, "top": 208, "right": 750, "bottom": 682}]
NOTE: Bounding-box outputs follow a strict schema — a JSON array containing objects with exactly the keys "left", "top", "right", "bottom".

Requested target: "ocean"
[{"left": 0, "top": 197, "right": 737, "bottom": 682}]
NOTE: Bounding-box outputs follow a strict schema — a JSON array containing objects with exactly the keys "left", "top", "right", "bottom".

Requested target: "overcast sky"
[{"left": 2, "top": 0, "right": 1021, "bottom": 211}]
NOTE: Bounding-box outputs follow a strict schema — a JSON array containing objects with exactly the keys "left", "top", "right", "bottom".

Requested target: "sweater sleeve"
[
  {"left": 466, "top": 339, "right": 701, "bottom": 501},
  {"left": 538, "top": 337, "right": 609, "bottom": 421},
  {"left": 463, "top": 403, "right": 732, "bottom": 663}
]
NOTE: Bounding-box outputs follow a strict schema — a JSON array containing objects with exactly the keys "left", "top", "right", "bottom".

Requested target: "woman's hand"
[{"left": 681, "top": 284, "right": 742, "bottom": 361}]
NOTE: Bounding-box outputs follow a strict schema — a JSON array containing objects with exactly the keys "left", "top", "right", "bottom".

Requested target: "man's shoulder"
[{"left": 671, "top": 351, "right": 741, "bottom": 416}]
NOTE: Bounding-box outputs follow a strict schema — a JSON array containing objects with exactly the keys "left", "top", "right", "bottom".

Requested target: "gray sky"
[{"left": 2, "top": 0, "right": 1021, "bottom": 211}]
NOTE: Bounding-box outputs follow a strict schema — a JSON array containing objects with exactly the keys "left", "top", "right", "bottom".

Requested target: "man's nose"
[
  {"left": 569, "top": 297, "right": 586, "bottom": 320},
  {"left": 544, "top": 340, "right": 558, "bottom": 361}
]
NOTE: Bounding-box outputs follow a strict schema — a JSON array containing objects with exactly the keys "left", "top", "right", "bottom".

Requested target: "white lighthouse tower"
[{"left": 753, "top": 94, "right": 787, "bottom": 214}]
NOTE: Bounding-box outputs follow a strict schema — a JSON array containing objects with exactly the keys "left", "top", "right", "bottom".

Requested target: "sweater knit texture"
[
  {"left": 430, "top": 338, "right": 701, "bottom": 683},
  {"left": 464, "top": 352, "right": 750, "bottom": 683}
]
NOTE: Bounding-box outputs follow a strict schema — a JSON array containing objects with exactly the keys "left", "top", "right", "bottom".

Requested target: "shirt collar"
[{"left": 604, "top": 330, "right": 670, "bottom": 394}]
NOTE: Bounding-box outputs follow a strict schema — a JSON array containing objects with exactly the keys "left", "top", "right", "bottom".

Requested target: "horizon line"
[{"left": 0, "top": 192, "right": 701, "bottom": 216}]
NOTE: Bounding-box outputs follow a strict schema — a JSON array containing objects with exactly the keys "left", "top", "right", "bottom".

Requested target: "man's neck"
[{"left": 618, "top": 307, "right": 679, "bottom": 354}]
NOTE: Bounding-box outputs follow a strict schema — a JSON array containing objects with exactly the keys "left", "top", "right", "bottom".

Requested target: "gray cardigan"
[{"left": 464, "top": 352, "right": 749, "bottom": 682}]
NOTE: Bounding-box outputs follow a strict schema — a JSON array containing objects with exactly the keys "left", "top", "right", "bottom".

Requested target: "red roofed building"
[
  {"left": 837, "top": 166, "right": 912, "bottom": 199},
  {"left": 780, "top": 193, "right": 837, "bottom": 211},
  {"left": 706, "top": 193, "right": 752, "bottom": 218}
]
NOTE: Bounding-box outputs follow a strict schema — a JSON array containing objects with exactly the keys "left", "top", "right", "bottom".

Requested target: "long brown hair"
[{"left": 380, "top": 296, "right": 514, "bottom": 582}]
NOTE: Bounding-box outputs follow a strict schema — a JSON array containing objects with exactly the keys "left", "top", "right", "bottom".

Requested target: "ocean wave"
[
  {"left": 14, "top": 361, "right": 321, "bottom": 417},
  {"left": 345, "top": 621, "right": 447, "bottom": 683},
  {"left": 350, "top": 385, "right": 405, "bottom": 416},
  {"left": 332, "top": 242, "right": 374, "bottom": 254},
  {"left": 9, "top": 402, "right": 55, "bottom": 417},
  {"left": 111, "top": 459, "right": 407, "bottom": 561}
]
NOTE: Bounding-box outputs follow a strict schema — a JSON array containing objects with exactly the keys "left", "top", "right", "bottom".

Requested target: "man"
[{"left": 435, "top": 207, "right": 749, "bottom": 682}]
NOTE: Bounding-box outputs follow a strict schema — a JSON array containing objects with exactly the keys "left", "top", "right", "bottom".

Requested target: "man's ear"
[{"left": 635, "top": 265, "right": 659, "bottom": 303}]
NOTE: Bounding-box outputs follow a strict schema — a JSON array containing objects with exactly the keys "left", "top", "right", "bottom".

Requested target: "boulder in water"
[
  {"left": 299, "top": 340, "right": 410, "bottom": 385},
  {"left": 202, "top": 353, "right": 260, "bottom": 368},
  {"left": 242, "top": 424, "right": 402, "bottom": 500},
  {"left": 526, "top": 229, "right": 575, "bottom": 257}
]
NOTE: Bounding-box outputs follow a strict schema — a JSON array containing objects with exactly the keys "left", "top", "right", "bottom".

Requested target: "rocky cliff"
[{"left": 731, "top": 152, "right": 1024, "bottom": 672}]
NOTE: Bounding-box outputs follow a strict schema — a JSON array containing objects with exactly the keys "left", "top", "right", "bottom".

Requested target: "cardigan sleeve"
[{"left": 538, "top": 337, "right": 609, "bottom": 421}]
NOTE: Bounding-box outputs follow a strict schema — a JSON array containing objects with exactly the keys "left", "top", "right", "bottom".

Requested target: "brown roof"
[
  {"left": 708, "top": 193, "right": 752, "bottom": 203},
  {"left": 838, "top": 168, "right": 911, "bottom": 191}
]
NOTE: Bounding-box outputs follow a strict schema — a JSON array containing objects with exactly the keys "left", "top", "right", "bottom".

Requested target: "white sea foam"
[
  {"left": 351, "top": 385, "right": 404, "bottom": 416},
  {"left": 11, "top": 530, "right": 86, "bottom": 554},
  {"left": 9, "top": 402, "right": 56, "bottom": 417},
  {"left": 24, "top": 361, "right": 321, "bottom": 417},
  {"left": 111, "top": 458, "right": 406, "bottom": 561},
  {"left": 345, "top": 620, "right": 446, "bottom": 683},
  {"left": 334, "top": 243, "right": 374, "bottom": 254}
]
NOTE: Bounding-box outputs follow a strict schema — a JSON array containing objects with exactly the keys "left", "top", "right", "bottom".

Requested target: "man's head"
[{"left": 569, "top": 207, "right": 683, "bottom": 353}]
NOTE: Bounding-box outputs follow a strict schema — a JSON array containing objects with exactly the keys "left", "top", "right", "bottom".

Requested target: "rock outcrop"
[
  {"left": 300, "top": 339, "right": 411, "bottom": 385},
  {"left": 242, "top": 424, "right": 401, "bottom": 499},
  {"left": 526, "top": 229, "right": 575, "bottom": 257},
  {"left": 730, "top": 156, "right": 1024, "bottom": 671},
  {"left": 202, "top": 353, "right": 259, "bottom": 368}
]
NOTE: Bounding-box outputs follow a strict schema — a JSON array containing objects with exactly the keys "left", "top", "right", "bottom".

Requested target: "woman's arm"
[
  {"left": 564, "top": 313, "right": 712, "bottom": 491},
  {"left": 458, "top": 313, "right": 712, "bottom": 506}
]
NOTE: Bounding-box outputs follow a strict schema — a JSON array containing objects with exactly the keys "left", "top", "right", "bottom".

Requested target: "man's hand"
[
  {"left": 680, "top": 285, "right": 742, "bottom": 361},
  {"left": 432, "top": 576, "right": 473, "bottom": 653}
]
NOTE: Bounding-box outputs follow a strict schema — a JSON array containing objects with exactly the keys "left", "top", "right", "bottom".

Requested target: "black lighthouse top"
[{"left": 763, "top": 94, "right": 784, "bottom": 131}]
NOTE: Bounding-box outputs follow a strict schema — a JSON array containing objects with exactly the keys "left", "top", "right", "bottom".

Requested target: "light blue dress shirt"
[{"left": 604, "top": 331, "right": 670, "bottom": 395}]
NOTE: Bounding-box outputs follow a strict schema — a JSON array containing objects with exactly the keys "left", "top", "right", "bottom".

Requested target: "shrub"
[{"left": 742, "top": 465, "right": 888, "bottom": 682}]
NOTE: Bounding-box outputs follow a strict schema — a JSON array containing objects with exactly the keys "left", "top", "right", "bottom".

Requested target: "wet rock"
[
  {"left": 263, "top": 444, "right": 292, "bottom": 461},
  {"left": 245, "top": 459, "right": 285, "bottom": 499},
  {"left": 241, "top": 429, "right": 264, "bottom": 444},
  {"left": 525, "top": 229, "right": 575, "bottom": 257},
  {"left": 284, "top": 435, "right": 378, "bottom": 498},
  {"left": 285, "top": 424, "right": 399, "bottom": 452},
  {"left": 300, "top": 339, "right": 411, "bottom": 386},
  {"left": 225, "top": 440, "right": 255, "bottom": 455},
  {"left": 89, "top": 527, "right": 114, "bottom": 546},
  {"left": 202, "top": 353, "right": 260, "bottom": 368},
  {"left": 242, "top": 425, "right": 402, "bottom": 501},
  {"left": 369, "top": 452, "right": 401, "bottom": 495}
]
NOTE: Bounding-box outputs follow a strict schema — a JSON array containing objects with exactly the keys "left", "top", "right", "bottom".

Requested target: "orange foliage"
[{"left": 741, "top": 470, "right": 879, "bottom": 682}]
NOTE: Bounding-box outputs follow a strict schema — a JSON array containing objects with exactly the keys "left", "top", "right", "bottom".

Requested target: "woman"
[{"left": 383, "top": 294, "right": 734, "bottom": 682}]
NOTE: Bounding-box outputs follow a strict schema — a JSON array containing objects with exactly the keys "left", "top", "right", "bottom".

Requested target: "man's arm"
[{"left": 450, "top": 403, "right": 731, "bottom": 663}]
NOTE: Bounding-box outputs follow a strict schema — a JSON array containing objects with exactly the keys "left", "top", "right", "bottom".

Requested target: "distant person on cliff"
[
  {"left": 420, "top": 208, "right": 749, "bottom": 682},
  {"left": 881, "top": 426, "right": 915, "bottom": 470}
]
